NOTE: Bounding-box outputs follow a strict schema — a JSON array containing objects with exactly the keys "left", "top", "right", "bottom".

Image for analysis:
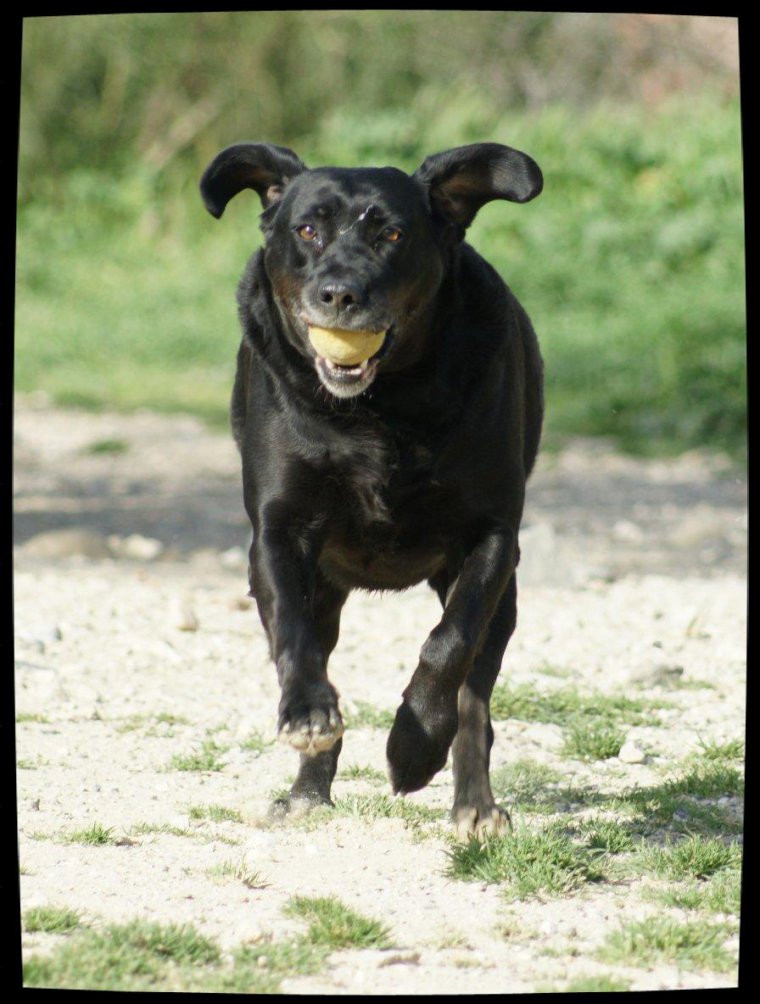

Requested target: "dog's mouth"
[{"left": 307, "top": 325, "right": 391, "bottom": 398}]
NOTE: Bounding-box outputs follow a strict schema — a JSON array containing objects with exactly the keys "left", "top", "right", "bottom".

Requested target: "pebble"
[
  {"left": 19, "top": 528, "right": 111, "bottom": 559},
  {"left": 171, "top": 595, "right": 199, "bottom": 631},
  {"left": 108, "top": 534, "right": 164, "bottom": 561},
  {"left": 618, "top": 741, "right": 647, "bottom": 764}
]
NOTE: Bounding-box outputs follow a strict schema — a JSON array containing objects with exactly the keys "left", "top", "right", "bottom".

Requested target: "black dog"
[{"left": 200, "top": 141, "right": 544, "bottom": 839}]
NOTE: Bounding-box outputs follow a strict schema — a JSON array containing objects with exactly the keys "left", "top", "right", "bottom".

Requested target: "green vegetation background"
[{"left": 16, "top": 12, "right": 746, "bottom": 455}]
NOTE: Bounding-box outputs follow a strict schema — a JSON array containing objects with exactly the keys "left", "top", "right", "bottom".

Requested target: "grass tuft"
[
  {"left": 285, "top": 895, "right": 393, "bottom": 950},
  {"left": 634, "top": 834, "right": 741, "bottom": 882},
  {"left": 445, "top": 824, "right": 603, "bottom": 900},
  {"left": 168, "top": 740, "right": 228, "bottom": 772},
  {"left": 63, "top": 823, "right": 117, "bottom": 846},
  {"left": 598, "top": 916, "right": 736, "bottom": 973},
  {"left": 24, "top": 906, "right": 82, "bottom": 935},
  {"left": 23, "top": 920, "right": 221, "bottom": 991}
]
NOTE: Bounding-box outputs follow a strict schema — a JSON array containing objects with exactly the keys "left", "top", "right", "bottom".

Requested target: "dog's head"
[{"left": 201, "top": 142, "right": 542, "bottom": 399}]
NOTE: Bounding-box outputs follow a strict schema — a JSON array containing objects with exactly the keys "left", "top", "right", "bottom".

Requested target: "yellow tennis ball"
[{"left": 308, "top": 326, "right": 386, "bottom": 366}]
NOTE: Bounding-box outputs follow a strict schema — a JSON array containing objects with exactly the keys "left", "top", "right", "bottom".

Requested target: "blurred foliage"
[
  {"left": 19, "top": 12, "right": 739, "bottom": 196},
  {"left": 16, "top": 12, "right": 745, "bottom": 457}
]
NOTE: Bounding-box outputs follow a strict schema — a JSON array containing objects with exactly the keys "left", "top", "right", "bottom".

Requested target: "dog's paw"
[
  {"left": 386, "top": 692, "right": 458, "bottom": 794},
  {"left": 268, "top": 790, "right": 333, "bottom": 821},
  {"left": 452, "top": 803, "right": 512, "bottom": 842},
  {"left": 277, "top": 681, "right": 344, "bottom": 757}
]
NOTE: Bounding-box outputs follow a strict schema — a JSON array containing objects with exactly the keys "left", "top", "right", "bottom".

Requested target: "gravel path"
[{"left": 14, "top": 396, "right": 746, "bottom": 992}]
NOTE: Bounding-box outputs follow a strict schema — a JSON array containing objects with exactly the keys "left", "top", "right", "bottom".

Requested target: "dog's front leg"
[
  {"left": 250, "top": 525, "right": 346, "bottom": 761},
  {"left": 387, "top": 528, "right": 517, "bottom": 796}
]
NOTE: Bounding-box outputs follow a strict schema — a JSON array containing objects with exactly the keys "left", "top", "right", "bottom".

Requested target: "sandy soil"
[{"left": 14, "top": 395, "right": 746, "bottom": 992}]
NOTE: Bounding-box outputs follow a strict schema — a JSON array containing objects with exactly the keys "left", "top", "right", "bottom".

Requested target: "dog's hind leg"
[{"left": 450, "top": 576, "right": 516, "bottom": 840}]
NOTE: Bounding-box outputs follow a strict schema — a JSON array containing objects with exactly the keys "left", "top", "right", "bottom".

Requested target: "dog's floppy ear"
[
  {"left": 200, "top": 143, "right": 306, "bottom": 219},
  {"left": 414, "top": 142, "right": 543, "bottom": 232}
]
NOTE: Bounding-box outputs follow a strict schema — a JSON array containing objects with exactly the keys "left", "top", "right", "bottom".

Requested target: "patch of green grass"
[
  {"left": 188, "top": 804, "right": 243, "bottom": 823},
  {"left": 648, "top": 869, "right": 742, "bottom": 916},
  {"left": 23, "top": 906, "right": 81, "bottom": 935},
  {"left": 490, "top": 759, "right": 564, "bottom": 808},
  {"left": 490, "top": 682, "right": 665, "bottom": 729},
  {"left": 117, "top": 711, "right": 190, "bottom": 735},
  {"left": 239, "top": 730, "right": 273, "bottom": 754},
  {"left": 129, "top": 822, "right": 194, "bottom": 839},
  {"left": 221, "top": 937, "right": 328, "bottom": 994},
  {"left": 156, "top": 712, "right": 190, "bottom": 727},
  {"left": 334, "top": 793, "right": 444, "bottom": 827},
  {"left": 580, "top": 817, "right": 635, "bottom": 854},
  {"left": 557, "top": 974, "right": 631, "bottom": 992},
  {"left": 285, "top": 895, "right": 393, "bottom": 950},
  {"left": 85, "top": 437, "right": 129, "bottom": 455},
  {"left": 339, "top": 763, "right": 387, "bottom": 783},
  {"left": 344, "top": 702, "right": 396, "bottom": 730},
  {"left": 206, "top": 857, "right": 269, "bottom": 889},
  {"left": 16, "top": 712, "right": 50, "bottom": 724},
  {"left": 598, "top": 917, "right": 736, "bottom": 973},
  {"left": 17, "top": 758, "right": 40, "bottom": 770},
  {"left": 63, "top": 823, "right": 117, "bottom": 846},
  {"left": 613, "top": 756, "right": 744, "bottom": 835},
  {"left": 634, "top": 835, "right": 741, "bottom": 882},
  {"left": 445, "top": 823, "right": 603, "bottom": 900},
  {"left": 23, "top": 920, "right": 221, "bottom": 991},
  {"left": 695, "top": 737, "right": 744, "bottom": 762},
  {"left": 168, "top": 740, "right": 228, "bottom": 772},
  {"left": 562, "top": 721, "right": 626, "bottom": 761}
]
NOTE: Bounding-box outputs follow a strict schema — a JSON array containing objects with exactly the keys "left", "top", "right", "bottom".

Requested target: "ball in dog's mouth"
[
  {"left": 308, "top": 325, "right": 387, "bottom": 366},
  {"left": 308, "top": 325, "right": 389, "bottom": 397}
]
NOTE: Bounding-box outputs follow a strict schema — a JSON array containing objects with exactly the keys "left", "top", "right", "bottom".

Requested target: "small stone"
[
  {"left": 618, "top": 740, "right": 647, "bottom": 764},
  {"left": 108, "top": 534, "right": 164, "bottom": 561},
  {"left": 20, "top": 528, "right": 111, "bottom": 559},
  {"left": 172, "top": 596, "right": 199, "bottom": 632}
]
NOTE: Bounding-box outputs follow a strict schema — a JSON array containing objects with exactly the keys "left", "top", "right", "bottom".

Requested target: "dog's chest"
[{"left": 319, "top": 433, "right": 453, "bottom": 590}]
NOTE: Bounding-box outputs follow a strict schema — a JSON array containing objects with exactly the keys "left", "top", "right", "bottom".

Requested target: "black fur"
[{"left": 200, "top": 141, "right": 544, "bottom": 837}]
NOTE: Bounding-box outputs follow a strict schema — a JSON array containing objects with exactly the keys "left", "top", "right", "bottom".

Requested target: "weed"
[
  {"left": 343, "top": 702, "right": 396, "bottom": 730},
  {"left": 562, "top": 721, "right": 626, "bottom": 761},
  {"left": 580, "top": 817, "right": 635, "bottom": 854},
  {"left": 647, "top": 870, "right": 741, "bottom": 916},
  {"left": 445, "top": 823, "right": 603, "bottom": 900},
  {"left": 130, "top": 823, "right": 194, "bottom": 839},
  {"left": 695, "top": 737, "right": 744, "bottom": 762},
  {"left": 206, "top": 857, "right": 269, "bottom": 889},
  {"left": 490, "top": 759, "right": 564, "bottom": 808},
  {"left": 634, "top": 835, "right": 741, "bottom": 882},
  {"left": 490, "top": 683, "right": 665, "bottom": 729},
  {"left": 63, "top": 823, "right": 117, "bottom": 846},
  {"left": 24, "top": 906, "right": 81, "bottom": 935},
  {"left": 558, "top": 974, "right": 631, "bottom": 992},
  {"left": 222, "top": 937, "right": 327, "bottom": 994},
  {"left": 188, "top": 804, "right": 244, "bottom": 823},
  {"left": 598, "top": 916, "right": 736, "bottom": 973},
  {"left": 339, "top": 763, "right": 387, "bottom": 783},
  {"left": 239, "top": 731, "right": 273, "bottom": 755},
  {"left": 168, "top": 740, "right": 228, "bottom": 772},
  {"left": 23, "top": 920, "right": 221, "bottom": 991},
  {"left": 285, "top": 895, "right": 392, "bottom": 950},
  {"left": 86, "top": 438, "right": 129, "bottom": 455}
]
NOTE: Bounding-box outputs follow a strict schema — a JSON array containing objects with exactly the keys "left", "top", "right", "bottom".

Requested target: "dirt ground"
[{"left": 13, "top": 394, "right": 746, "bottom": 992}]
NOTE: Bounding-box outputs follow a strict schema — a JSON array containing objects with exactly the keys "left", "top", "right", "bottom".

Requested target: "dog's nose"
[{"left": 318, "top": 281, "right": 366, "bottom": 311}]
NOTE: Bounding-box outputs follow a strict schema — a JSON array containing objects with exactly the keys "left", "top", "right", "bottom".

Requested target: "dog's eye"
[
  {"left": 381, "top": 227, "right": 404, "bottom": 243},
  {"left": 296, "top": 224, "right": 318, "bottom": 241}
]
